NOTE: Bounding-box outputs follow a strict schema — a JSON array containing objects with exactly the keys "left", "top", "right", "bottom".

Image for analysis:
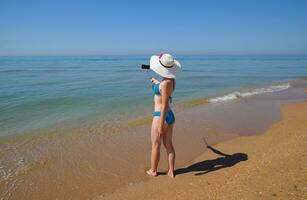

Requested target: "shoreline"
[
  {"left": 98, "top": 100, "right": 307, "bottom": 200},
  {"left": 1, "top": 80, "right": 307, "bottom": 199},
  {"left": 0, "top": 79, "right": 299, "bottom": 140}
]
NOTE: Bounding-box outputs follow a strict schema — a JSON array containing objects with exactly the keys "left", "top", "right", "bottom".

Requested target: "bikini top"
[
  {"left": 152, "top": 83, "right": 162, "bottom": 95},
  {"left": 152, "top": 80, "right": 175, "bottom": 103}
]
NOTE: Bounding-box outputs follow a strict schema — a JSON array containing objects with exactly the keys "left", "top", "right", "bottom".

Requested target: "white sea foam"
[{"left": 209, "top": 83, "right": 291, "bottom": 103}]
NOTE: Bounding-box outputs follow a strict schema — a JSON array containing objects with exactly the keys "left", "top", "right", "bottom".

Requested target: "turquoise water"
[{"left": 1, "top": 56, "right": 307, "bottom": 137}]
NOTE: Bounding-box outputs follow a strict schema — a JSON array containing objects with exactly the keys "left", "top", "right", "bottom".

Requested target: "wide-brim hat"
[{"left": 150, "top": 53, "right": 181, "bottom": 78}]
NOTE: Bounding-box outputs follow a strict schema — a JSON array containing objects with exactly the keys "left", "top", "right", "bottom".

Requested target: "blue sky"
[{"left": 0, "top": 0, "right": 306, "bottom": 56}]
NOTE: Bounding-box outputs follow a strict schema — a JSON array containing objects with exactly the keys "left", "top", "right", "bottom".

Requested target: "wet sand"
[{"left": 96, "top": 101, "right": 307, "bottom": 200}]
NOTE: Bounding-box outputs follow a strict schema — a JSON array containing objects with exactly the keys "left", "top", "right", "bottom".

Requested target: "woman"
[{"left": 146, "top": 53, "right": 181, "bottom": 178}]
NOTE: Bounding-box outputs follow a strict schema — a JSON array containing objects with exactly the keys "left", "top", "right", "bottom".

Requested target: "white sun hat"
[{"left": 150, "top": 53, "right": 181, "bottom": 78}]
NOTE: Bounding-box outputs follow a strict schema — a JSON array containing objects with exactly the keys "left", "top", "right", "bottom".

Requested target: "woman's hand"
[
  {"left": 158, "top": 126, "right": 164, "bottom": 136},
  {"left": 150, "top": 77, "right": 159, "bottom": 84}
]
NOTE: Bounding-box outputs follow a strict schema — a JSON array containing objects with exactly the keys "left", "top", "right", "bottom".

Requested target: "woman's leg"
[
  {"left": 163, "top": 123, "right": 176, "bottom": 178},
  {"left": 147, "top": 116, "right": 162, "bottom": 176}
]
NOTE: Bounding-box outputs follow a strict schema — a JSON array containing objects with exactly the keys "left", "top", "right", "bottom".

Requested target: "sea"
[{"left": 1, "top": 55, "right": 307, "bottom": 138}]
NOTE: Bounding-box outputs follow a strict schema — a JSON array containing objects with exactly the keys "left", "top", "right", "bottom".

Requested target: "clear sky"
[{"left": 0, "top": 0, "right": 306, "bottom": 56}]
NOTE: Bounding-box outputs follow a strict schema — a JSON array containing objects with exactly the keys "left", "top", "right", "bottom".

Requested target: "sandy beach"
[{"left": 97, "top": 101, "right": 307, "bottom": 200}]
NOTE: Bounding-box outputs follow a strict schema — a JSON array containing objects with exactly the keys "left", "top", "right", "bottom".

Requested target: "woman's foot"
[
  {"left": 167, "top": 170, "right": 175, "bottom": 178},
  {"left": 146, "top": 169, "right": 157, "bottom": 177}
]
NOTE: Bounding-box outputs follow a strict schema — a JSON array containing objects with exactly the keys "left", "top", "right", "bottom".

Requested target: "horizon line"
[{"left": 1, "top": 53, "right": 307, "bottom": 57}]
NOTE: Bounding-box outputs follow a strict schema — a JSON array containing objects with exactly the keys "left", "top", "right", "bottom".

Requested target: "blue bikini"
[{"left": 152, "top": 82, "right": 175, "bottom": 125}]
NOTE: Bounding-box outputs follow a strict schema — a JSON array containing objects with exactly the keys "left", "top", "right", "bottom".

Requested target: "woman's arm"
[{"left": 158, "top": 81, "right": 172, "bottom": 136}]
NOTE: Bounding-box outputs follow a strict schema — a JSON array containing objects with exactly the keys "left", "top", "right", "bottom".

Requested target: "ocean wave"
[{"left": 209, "top": 83, "right": 291, "bottom": 103}]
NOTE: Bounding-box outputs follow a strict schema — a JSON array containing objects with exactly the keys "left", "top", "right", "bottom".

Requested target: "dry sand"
[{"left": 96, "top": 101, "right": 307, "bottom": 200}]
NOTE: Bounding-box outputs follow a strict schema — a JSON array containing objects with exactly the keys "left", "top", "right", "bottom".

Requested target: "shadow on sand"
[{"left": 174, "top": 138, "right": 248, "bottom": 176}]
